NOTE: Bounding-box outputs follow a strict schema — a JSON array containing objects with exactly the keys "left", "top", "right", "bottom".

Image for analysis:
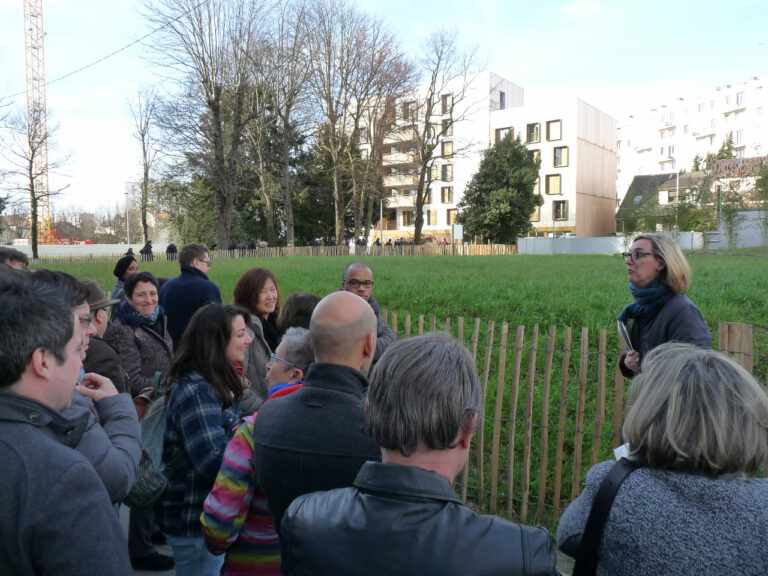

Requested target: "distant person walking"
[
  {"left": 618, "top": 233, "right": 710, "bottom": 376},
  {"left": 166, "top": 240, "right": 178, "bottom": 261},
  {"left": 140, "top": 240, "right": 154, "bottom": 261}
]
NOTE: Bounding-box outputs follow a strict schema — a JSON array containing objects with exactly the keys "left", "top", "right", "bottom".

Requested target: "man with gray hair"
[
  {"left": 0, "top": 271, "right": 133, "bottom": 575},
  {"left": 252, "top": 291, "right": 381, "bottom": 538},
  {"left": 280, "top": 332, "right": 560, "bottom": 576}
]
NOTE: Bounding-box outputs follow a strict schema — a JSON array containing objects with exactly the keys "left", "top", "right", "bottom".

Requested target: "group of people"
[{"left": 1, "top": 232, "right": 767, "bottom": 576}]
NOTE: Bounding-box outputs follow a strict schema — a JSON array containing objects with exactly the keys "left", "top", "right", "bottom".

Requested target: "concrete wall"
[
  {"left": 517, "top": 231, "right": 703, "bottom": 255},
  {"left": 704, "top": 210, "right": 768, "bottom": 248}
]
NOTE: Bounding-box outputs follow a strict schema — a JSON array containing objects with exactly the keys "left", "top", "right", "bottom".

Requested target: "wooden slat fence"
[{"left": 381, "top": 311, "right": 758, "bottom": 528}]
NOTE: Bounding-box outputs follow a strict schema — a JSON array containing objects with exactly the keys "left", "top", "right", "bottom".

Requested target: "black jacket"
[
  {"left": 281, "top": 462, "right": 560, "bottom": 576},
  {"left": 620, "top": 292, "right": 710, "bottom": 377},
  {"left": 252, "top": 363, "right": 381, "bottom": 534}
]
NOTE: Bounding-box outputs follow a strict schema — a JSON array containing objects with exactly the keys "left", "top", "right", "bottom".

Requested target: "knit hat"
[
  {"left": 83, "top": 280, "right": 121, "bottom": 311},
  {"left": 113, "top": 255, "right": 136, "bottom": 279}
]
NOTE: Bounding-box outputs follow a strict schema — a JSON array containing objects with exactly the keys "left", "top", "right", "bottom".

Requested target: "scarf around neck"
[
  {"left": 616, "top": 279, "right": 671, "bottom": 325},
  {"left": 115, "top": 299, "right": 163, "bottom": 328}
]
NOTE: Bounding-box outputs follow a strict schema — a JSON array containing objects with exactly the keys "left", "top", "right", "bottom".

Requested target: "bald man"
[
  {"left": 340, "top": 261, "right": 396, "bottom": 362},
  {"left": 252, "top": 292, "right": 382, "bottom": 538}
]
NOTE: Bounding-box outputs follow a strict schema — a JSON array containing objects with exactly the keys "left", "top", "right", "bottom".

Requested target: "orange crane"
[{"left": 23, "top": 0, "right": 54, "bottom": 244}]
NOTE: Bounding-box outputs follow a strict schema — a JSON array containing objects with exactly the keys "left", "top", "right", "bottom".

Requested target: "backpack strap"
[{"left": 572, "top": 458, "right": 639, "bottom": 576}]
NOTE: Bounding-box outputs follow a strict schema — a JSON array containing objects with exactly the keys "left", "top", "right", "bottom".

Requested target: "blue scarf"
[
  {"left": 114, "top": 299, "right": 163, "bottom": 328},
  {"left": 617, "top": 279, "right": 671, "bottom": 325}
]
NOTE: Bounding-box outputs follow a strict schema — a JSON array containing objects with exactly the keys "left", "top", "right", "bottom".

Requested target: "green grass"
[{"left": 38, "top": 252, "right": 768, "bottom": 531}]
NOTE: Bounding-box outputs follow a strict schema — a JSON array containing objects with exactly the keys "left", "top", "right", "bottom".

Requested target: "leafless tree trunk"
[
  {"left": 143, "top": 0, "right": 270, "bottom": 249},
  {"left": 0, "top": 106, "right": 69, "bottom": 259},
  {"left": 130, "top": 87, "right": 161, "bottom": 244},
  {"left": 411, "top": 28, "right": 476, "bottom": 244}
]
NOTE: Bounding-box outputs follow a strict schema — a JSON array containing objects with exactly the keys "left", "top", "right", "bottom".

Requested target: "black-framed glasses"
[
  {"left": 79, "top": 312, "right": 96, "bottom": 327},
  {"left": 345, "top": 279, "right": 374, "bottom": 288},
  {"left": 269, "top": 353, "right": 296, "bottom": 370},
  {"left": 622, "top": 251, "right": 654, "bottom": 262}
]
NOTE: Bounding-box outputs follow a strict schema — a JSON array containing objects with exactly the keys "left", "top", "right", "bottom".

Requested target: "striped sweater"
[{"left": 201, "top": 383, "right": 302, "bottom": 576}]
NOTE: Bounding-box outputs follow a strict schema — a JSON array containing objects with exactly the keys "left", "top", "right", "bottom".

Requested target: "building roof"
[{"left": 616, "top": 173, "right": 675, "bottom": 219}]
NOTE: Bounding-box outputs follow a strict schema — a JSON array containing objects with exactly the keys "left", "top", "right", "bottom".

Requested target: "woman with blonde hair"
[
  {"left": 618, "top": 233, "right": 710, "bottom": 376},
  {"left": 558, "top": 343, "right": 768, "bottom": 575}
]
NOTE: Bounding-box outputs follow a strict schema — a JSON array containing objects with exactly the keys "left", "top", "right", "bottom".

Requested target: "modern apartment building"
[
  {"left": 369, "top": 71, "right": 617, "bottom": 240},
  {"left": 616, "top": 76, "right": 768, "bottom": 203}
]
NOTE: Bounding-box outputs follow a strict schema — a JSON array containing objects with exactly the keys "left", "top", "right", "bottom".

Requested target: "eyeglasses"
[
  {"left": 622, "top": 251, "right": 654, "bottom": 262},
  {"left": 196, "top": 258, "right": 211, "bottom": 267},
  {"left": 79, "top": 312, "right": 96, "bottom": 327},
  {"left": 345, "top": 279, "right": 374, "bottom": 288},
  {"left": 269, "top": 353, "right": 296, "bottom": 370}
]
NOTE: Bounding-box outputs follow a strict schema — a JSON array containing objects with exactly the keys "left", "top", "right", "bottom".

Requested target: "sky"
[{"left": 1, "top": 0, "right": 767, "bottom": 214}]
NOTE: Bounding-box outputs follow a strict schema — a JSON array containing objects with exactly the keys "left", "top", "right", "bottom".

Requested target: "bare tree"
[
  {"left": 129, "top": 87, "right": 161, "bottom": 244},
  {"left": 0, "top": 106, "right": 69, "bottom": 259},
  {"left": 260, "top": 0, "right": 313, "bottom": 247},
  {"left": 144, "top": 0, "right": 271, "bottom": 248},
  {"left": 409, "top": 28, "right": 476, "bottom": 244},
  {"left": 344, "top": 25, "right": 415, "bottom": 242}
]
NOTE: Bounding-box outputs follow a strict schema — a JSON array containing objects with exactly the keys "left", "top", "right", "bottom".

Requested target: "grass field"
[
  {"left": 37, "top": 251, "right": 768, "bottom": 532},
  {"left": 41, "top": 251, "right": 768, "bottom": 338}
]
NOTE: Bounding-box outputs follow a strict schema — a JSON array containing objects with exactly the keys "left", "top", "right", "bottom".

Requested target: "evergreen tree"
[{"left": 457, "top": 133, "right": 541, "bottom": 243}]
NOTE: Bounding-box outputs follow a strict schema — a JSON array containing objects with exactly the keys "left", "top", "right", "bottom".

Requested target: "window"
[
  {"left": 499, "top": 91, "right": 506, "bottom": 110},
  {"left": 528, "top": 149, "right": 540, "bottom": 163},
  {"left": 447, "top": 208, "right": 458, "bottom": 225},
  {"left": 357, "top": 127, "right": 367, "bottom": 144},
  {"left": 426, "top": 209, "right": 438, "bottom": 226},
  {"left": 526, "top": 123, "right": 540, "bottom": 144},
  {"left": 442, "top": 118, "right": 453, "bottom": 137},
  {"left": 360, "top": 148, "right": 368, "bottom": 160},
  {"left": 668, "top": 145, "right": 675, "bottom": 156},
  {"left": 545, "top": 174, "right": 561, "bottom": 195},
  {"left": 533, "top": 178, "right": 539, "bottom": 195},
  {"left": 697, "top": 103, "right": 705, "bottom": 113},
  {"left": 531, "top": 201, "right": 540, "bottom": 222},
  {"left": 441, "top": 164, "right": 453, "bottom": 182},
  {"left": 495, "top": 127, "right": 512, "bottom": 143},
  {"left": 441, "top": 186, "right": 453, "bottom": 203},
  {"left": 441, "top": 141, "right": 453, "bottom": 157},
  {"left": 441, "top": 94, "right": 452, "bottom": 114},
  {"left": 736, "top": 129, "right": 744, "bottom": 144},
  {"left": 546, "top": 120, "right": 562, "bottom": 141},
  {"left": 554, "top": 146, "right": 569, "bottom": 167},
  {"left": 553, "top": 200, "right": 568, "bottom": 220},
  {"left": 426, "top": 190, "right": 432, "bottom": 204},
  {"left": 403, "top": 210, "right": 416, "bottom": 227},
  {"left": 401, "top": 100, "right": 417, "bottom": 120},
  {"left": 390, "top": 189, "right": 398, "bottom": 197},
  {"left": 430, "top": 165, "right": 438, "bottom": 181},
  {"left": 390, "top": 167, "right": 398, "bottom": 174}
]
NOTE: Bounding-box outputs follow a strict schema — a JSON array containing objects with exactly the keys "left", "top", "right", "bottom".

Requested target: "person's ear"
[
  {"left": 292, "top": 368, "right": 304, "bottom": 383},
  {"left": 458, "top": 412, "right": 478, "bottom": 449},
  {"left": 29, "top": 348, "right": 50, "bottom": 378},
  {"left": 362, "top": 332, "right": 376, "bottom": 359}
]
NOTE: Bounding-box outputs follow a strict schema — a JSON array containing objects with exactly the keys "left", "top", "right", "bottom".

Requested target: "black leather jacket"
[{"left": 281, "top": 462, "right": 560, "bottom": 576}]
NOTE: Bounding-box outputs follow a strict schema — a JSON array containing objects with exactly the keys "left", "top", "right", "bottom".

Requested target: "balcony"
[
  {"left": 383, "top": 127, "right": 418, "bottom": 144},
  {"left": 382, "top": 151, "right": 420, "bottom": 166},
  {"left": 385, "top": 193, "right": 416, "bottom": 208},
  {"left": 382, "top": 174, "right": 419, "bottom": 188}
]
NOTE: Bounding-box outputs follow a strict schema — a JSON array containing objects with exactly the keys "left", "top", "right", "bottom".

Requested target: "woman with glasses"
[
  {"left": 201, "top": 327, "right": 313, "bottom": 576},
  {"left": 618, "top": 233, "right": 710, "bottom": 376},
  {"left": 233, "top": 268, "right": 281, "bottom": 413}
]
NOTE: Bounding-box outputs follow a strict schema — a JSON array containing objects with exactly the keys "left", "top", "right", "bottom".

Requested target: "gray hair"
[
  {"left": 279, "top": 327, "right": 313, "bottom": 375},
  {"left": 624, "top": 342, "right": 768, "bottom": 476},
  {"left": 0, "top": 272, "right": 76, "bottom": 388},
  {"left": 367, "top": 332, "right": 482, "bottom": 457}
]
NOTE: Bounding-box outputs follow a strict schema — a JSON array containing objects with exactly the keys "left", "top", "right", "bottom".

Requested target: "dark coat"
[
  {"left": 282, "top": 462, "right": 559, "bottom": 576},
  {"left": 83, "top": 335, "right": 127, "bottom": 393},
  {"left": 620, "top": 292, "right": 710, "bottom": 377},
  {"left": 0, "top": 392, "right": 133, "bottom": 575},
  {"left": 103, "top": 315, "right": 173, "bottom": 397},
  {"left": 252, "top": 363, "right": 381, "bottom": 533},
  {"left": 159, "top": 266, "right": 222, "bottom": 349}
]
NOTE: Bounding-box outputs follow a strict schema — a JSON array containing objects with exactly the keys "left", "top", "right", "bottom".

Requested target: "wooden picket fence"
[{"left": 380, "top": 310, "right": 759, "bottom": 528}]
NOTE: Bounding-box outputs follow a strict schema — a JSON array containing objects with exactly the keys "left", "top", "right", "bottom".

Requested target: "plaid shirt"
[{"left": 155, "top": 371, "right": 240, "bottom": 536}]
